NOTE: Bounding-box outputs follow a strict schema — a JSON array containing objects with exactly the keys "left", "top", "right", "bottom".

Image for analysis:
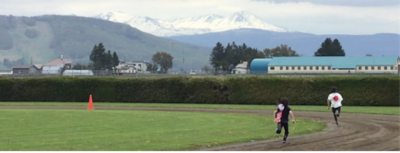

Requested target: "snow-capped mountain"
[
  {"left": 93, "top": 11, "right": 132, "bottom": 23},
  {"left": 94, "top": 11, "right": 290, "bottom": 37}
]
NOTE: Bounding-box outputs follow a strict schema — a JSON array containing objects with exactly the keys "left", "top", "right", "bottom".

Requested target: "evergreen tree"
[
  {"left": 89, "top": 42, "right": 120, "bottom": 72},
  {"left": 89, "top": 43, "right": 104, "bottom": 70},
  {"left": 314, "top": 38, "right": 345, "bottom": 56},
  {"left": 209, "top": 42, "right": 225, "bottom": 71},
  {"left": 224, "top": 43, "right": 235, "bottom": 72},
  {"left": 332, "top": 39, "right": 345, "bottom": 56},
  {"left": 105, "top": 50, "right": 113, "bottom": 70},
  {"left": 257, "top": 51, "right": 265, "bottom": 58},
  {"left": 89, "top": 45, "right": 98, "bottom": 63},
  {"left": 97, "top": 43, "right": 107, "bottom": 70},
  {"left": 243, "top": 47, "right": 264, "bottom": 68},
  {"left": 2, "top": 57, "right": 25, "bottom": 68},
  {"left": 233, "top": 42, "right": 242, "bottom": 65},
  {"left": 210, "top": 41, "right": 268, "bottom": 74},
  {"left": 112, "top": 51, "right": 120, "bottom": 70}
]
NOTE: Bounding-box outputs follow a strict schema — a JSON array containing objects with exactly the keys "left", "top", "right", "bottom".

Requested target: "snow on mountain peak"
[
  {"left": 95, "top": 11, "right": 133, "bottom": 22},
  {"left": 94, "top": 11, "right": 289, "bottom": 37},
  {"left": 218, "top": 11, "right": 288, "bottom": 32}
]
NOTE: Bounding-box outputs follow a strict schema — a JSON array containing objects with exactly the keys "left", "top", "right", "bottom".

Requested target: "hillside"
[
  {"left": 167, "top": 29, "right": 400, "bottom": 57},
  {"left": 0, "top": 15, "right": 211, "bottom": 71}
]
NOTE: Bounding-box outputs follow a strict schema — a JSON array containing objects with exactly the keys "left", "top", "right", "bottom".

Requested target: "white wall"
[
  {"left": 132, "top": 62, "right": 148, "bottom": 73},
  {"left": 268, "top": 65, "right": 333, "bottom": 74},
  {"left": 268, "top": 65, "right": 398, "bottom": 74},
  {"left": 232, "top": 68, "right": 248, "bottom": 74},
  {"left": 119, "top": 67, "right": 136, "bottom": 74},
  {"left": 116, "top": 62, "right": 149, "bottom": 74},
  {"left": 42, "top": 64, "right": 64, "bottom": 74},
  {"left": 354, "top": 65, "right": 398, "bottom": 74}
]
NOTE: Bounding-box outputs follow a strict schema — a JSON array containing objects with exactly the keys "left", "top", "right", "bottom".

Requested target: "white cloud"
[
  {"left": 0, "top": 0, "right": 398, "bottom": 35},
  {"left": 253, "top": 0, "right": 400, "bottom": 7}
]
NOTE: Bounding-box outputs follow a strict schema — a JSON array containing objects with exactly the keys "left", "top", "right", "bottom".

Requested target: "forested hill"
[{"left": 0, "top": 15, "right": 211, "bottom": 70}]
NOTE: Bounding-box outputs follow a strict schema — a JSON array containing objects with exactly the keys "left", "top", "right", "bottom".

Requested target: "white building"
[
  {"left": 42, "top": 57, "right": 72, "bottom": 75},
  {"left": 115, "top": 61, "right": 152, "bottom": 74},
  {"left": 265, "top": 56, "right": 399, "bottom": 74},
  {"left": 249, "top": 56, "right": 400, "bottom": 74},
  {"left": 232, "top": 61, "right": 249, "bottom": 74},
  {"left": 12, "top": 65, "right": 42, "bottom": 75}
]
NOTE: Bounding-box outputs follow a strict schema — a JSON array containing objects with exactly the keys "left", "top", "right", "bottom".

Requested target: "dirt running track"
[{"left": 1, "top": 105, "right": 399, "bottom": 151}]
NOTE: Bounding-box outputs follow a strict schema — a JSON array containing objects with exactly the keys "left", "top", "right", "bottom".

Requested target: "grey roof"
[
  {"left": 123, "top": 61, "right": 152, "bottom": 64},
  {"left": 33, "top": 64, "right": 43, "bottom": 69}
]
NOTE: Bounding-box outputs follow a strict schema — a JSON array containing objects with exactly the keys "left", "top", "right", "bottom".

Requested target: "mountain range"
[
  {"left": 94, "top": 11, "right": 290, "bottom": 37},
  {"left": 168, "top": 29, "right": 400, "bottom": 57},
  {"left": 94, "top": 11, "right": 399, "bottom": 57}
]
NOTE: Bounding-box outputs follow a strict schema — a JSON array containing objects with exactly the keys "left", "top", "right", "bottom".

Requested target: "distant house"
[
  {"left": 231, "top": 61, "right": 249, "bottom": 74},
  {"left": 42, "top": 57, "right": 72, "bottom": 75},
  {"left": 115, "top": 61, "right": 152, "bottom": 74},
  {"left": 12, "top": 65, "right": 41, "bottom": 75}
]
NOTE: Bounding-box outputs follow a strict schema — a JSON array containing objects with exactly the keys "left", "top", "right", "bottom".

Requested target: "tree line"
[
  {"left": 72, "top": 42, "right": 120, "bottom": 72},
  {"left": 208, "top": 38, "right": 345, "bottom": 73},
  {"left": 2, "top": 58, "right": 26, "bottom": 68},
  {"left": 209, "top": 42, "right": 265, "bottom": 73},
  {"left": 88, "top": 43, "right": 120, "bottom": 71},
  {"left": 71, "top": 42, "right": 176, "bottom": 74}
]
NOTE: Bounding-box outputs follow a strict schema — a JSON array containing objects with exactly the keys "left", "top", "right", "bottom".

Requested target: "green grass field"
[
  {"left": 0, "top": 102, "right": 398, "bottom": 115},
  {"left": 0, "top": 109, "right": 324, "bottom": 151}
]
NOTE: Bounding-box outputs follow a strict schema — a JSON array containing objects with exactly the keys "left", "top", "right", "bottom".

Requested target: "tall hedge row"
[
  {"left": 225, "top": 76, "right": 399, "bottom": 106},
  {"left": 0, "top": 76, "right": 398, "bottom": 106}
]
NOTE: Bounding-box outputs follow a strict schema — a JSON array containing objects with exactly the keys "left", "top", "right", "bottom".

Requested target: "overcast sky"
[{"left": 1, "top": 0, "right": 399, "bottom": 35}]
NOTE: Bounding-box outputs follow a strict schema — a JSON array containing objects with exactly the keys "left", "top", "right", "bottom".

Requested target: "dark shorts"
[{"left": 332, "top": 107, "right": 341, "bottom": 114}]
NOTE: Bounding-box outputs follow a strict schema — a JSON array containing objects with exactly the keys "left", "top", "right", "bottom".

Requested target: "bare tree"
[{"left": 201, "top": 65, "right": 211, "bottom": 73}]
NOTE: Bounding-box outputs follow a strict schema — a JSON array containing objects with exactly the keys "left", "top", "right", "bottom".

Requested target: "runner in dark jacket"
[{"left": 274, "top": 97, "right": 296, "bottom": 144}]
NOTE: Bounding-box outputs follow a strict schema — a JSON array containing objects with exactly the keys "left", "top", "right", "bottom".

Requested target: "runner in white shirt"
[{"left": 327, "top": 87, "right": 343, "bottom": 125}]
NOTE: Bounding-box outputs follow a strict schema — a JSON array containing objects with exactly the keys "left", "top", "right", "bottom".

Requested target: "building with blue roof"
[
  {"left": 249, "top": 59, "right": 271, "bottom": 74},
  {"left": 249, "top": 56, "right": 399, "bottom": 74}
]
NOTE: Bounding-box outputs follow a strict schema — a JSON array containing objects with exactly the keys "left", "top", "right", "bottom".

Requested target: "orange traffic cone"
[{"left": 88, "top": 94, "right": 94, "bottom": 110}]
